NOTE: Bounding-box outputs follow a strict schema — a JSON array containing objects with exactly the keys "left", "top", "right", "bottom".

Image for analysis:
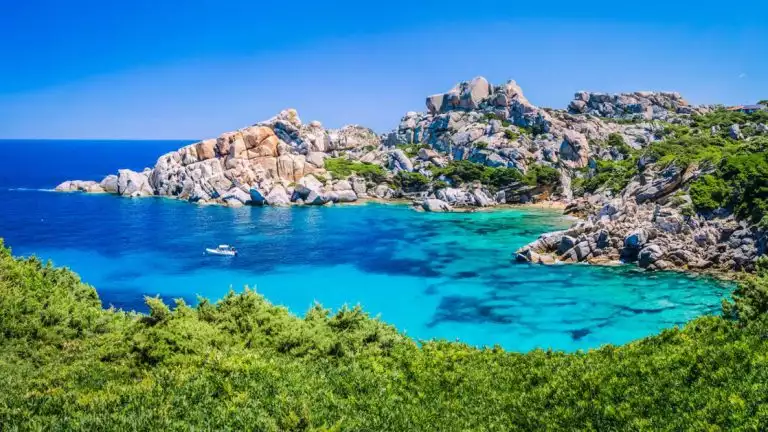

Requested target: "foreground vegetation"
[{"left": 2, "top": 239, "right": 768, "bottom": 431}]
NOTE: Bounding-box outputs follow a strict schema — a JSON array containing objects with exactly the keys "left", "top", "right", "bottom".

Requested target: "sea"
[{"left": 0, "top": 139, "right": 731, "bottom": 352}]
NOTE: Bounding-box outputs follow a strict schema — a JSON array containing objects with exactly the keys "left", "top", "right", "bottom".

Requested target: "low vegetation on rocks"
[{"left": 2, "top": 239, "right": 768, "bottom": 431}]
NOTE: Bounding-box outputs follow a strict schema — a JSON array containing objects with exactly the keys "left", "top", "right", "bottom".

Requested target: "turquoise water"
[{"left": 0, "top": 140, "right": 732, "bottom": 352}]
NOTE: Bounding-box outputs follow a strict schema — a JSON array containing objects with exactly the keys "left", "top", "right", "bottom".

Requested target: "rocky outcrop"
[
  {"left": 516, "top": 192, "right": 761, "bottom": 272},
  {"left": 54, "top": 76, "right": 722, "bottom": 220},
  {"left": 567, "top": 91, "right": 690, "bottom": 121}
]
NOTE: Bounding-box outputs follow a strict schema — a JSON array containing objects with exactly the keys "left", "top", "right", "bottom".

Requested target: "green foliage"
[
  {"left": 395, "top": 143, "right": 430, "bottom": 158},
  {"left": 474, "top": 141, "right": 489, "bottom": 150},
  {"left": 3, "top": 240, "right": 768, "bottom": 430},
  {"left": 684, "top": 153, "right": 768, "bottom": 222},
  {"left": 607, "top": 133, "right": 633, "bottom": 157},
  {"left": 723, "top": 259, "right": 768, "bottom": 323},
  {"left": 524, "top": 164, "right": 560, "bottom": 187},
  {"left": 431, "top": 180, "right": 449, "bottom": 191},
  {"left": 581, "top": 158, "right": 639, "bottom": 195},
  {"left": 393, "top": 171, "right": 430, "bottom": 192},
  {"left": 433, "top": 160, "right": 525, "bottom": 190},
  {"left": 718, "top": 153, "right": 768, "bottom": 221},
  {"left": 689, "top": 175, "right": 730, "bottom": 212},
  {"left": 433, "top": 160, "right": 491, "bottom": 185},
  {"left": 324, "top": 158, "right": 387, "bottom": 184},
  {"left": 503, "top": 129, "right": 520, "bottom": 141}
]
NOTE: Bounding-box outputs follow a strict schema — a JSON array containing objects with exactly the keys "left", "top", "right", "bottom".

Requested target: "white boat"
[{"left": 205, "top": 244, "right": 238, "bottom": 256}]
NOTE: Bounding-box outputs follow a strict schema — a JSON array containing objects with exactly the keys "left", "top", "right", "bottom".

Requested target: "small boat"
[{"left": 205, "top": 244, "right": 238, "bottom": 256}]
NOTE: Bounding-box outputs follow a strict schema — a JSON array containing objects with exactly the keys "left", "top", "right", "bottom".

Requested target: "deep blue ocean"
[{"left": 0, "top": 140, "right": 731, "bottom": 351}]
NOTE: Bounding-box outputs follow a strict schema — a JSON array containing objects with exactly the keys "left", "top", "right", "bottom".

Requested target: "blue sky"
[{"left": 1, "top": 0, "right": 766, "bottom": 139}]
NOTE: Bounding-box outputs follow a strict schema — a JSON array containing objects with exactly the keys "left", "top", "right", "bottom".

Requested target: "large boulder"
[
  {"left": 294, "top": 175, "right": 324, "bottom": 200},
  {"left": 426, "top": 77, "right": 492, "bottom": 114},
  {"left": 558, "top": 131, "right": 590, "bottom": 168},
  {"left": 243, "top": 126, "right": 279, "bottom": 158},
  {"left": 422, "top": 199, "right": 453, "bottom": 212},
  {"left": 100, "top": 175, "right": 119, "bottom": 194},
  {"left": 277, "top": 154, "right": 306, "bottom": 182},
  {"left": 638, "top": 244, "right": 664, "bottom": 268},
  {"left": 117, "top": 169, "right": 153, "bottom": 197},
  {"left": 389, "top": 149, "right": 414, "bottom": 172},
  {"left": 328, "top": 125, "right": 380, "bottom": 151},
  {"left": 265, "top": 185, "right": 291, "bottom": 206},
  {"left": 195, "top": 139, "right": 217, "bottom": 161},
  {"left": 624, "top": 229, "right": 649, "bottom": 250}
]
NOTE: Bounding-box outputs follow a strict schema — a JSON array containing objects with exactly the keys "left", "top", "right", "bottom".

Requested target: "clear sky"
[{"left": 1, "top": 0, "right": 766, "bottom": 139}]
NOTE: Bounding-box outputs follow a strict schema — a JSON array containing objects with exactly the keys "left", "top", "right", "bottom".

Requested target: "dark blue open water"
[{"left": 0, "top": 140, "right": 731, "bottom": 351}]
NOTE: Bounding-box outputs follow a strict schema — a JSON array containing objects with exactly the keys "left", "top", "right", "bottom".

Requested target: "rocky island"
[{"left": 57, "top": 77, "right": 768, "bottom": 273}]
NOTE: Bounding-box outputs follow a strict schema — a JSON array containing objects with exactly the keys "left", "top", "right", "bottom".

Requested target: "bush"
[
  {"left": 689, "top": 175, "right": 730, "bottom": 212},
  {"left": 503, "top": 129, "right": 520, "bottom": 141},
  {"left": 396, "top": 143, "right": 430, "bottom": 158},
  {"left": 581, "top": 158, "right": 638, "bottom": 194},
  {"left": 393, "top": 171, "right": 430, "bottom": 192},
  {"left": 3, "top": 239, "right": 768, "bottom": 430},
  {"left": 474, "top": 141, "right": 489, "bottom": 150},
  {"left": 607, "top": 133, "right": 633, "bottom": 157},
  {"left": 722, "top": 155, "right": 768, "bottom": 222},
  {"left": 524, "top": 164, "right": 560, "bottom": 187},
  {"left": 324, "top": 158, "right": 387, "bottom": 184},
  {"left": 432, "top": 160, "right": 525, "bottom": 190},
  {"left": 433, "top": 160, "right": 490, "bottom": 185}
]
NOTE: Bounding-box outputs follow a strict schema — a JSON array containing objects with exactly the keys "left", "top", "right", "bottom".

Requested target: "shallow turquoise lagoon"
[{"left": 0, "top": 188, "right": 732, "bottom": 352}]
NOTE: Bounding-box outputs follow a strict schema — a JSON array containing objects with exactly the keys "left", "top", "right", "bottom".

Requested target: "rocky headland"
[{"left": 57, "top": 77, "right": 768, "bottom": 273}]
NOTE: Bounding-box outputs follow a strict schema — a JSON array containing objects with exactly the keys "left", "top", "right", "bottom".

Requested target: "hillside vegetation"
[
  {"left": 577, "top": 109, "right": 768, "bottom": 221},
  {"left": 2, "top": 239, "right": 768, "bottom": 431}
]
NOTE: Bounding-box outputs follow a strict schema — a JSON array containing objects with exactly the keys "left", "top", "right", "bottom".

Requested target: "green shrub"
[
  {"left": 393, "top": 171, "right": 430, "bottom": 191},
  {"left": 503, "top": 129, "right": 520, "bottom": 141},
  {"left": 524, "top": 164, "right": 560, "bottom": 187},
  {"left": 474, "top": 141, "right": 489, "bottom": 150},
  {"left": 4, "top": 239, "right": 768, "bottom": 431},
  {"left": 581, "top": 158, "right": 638, "bottom": 194},
  {"left": 396, "top": 143, "right": 430, "bottom": 158},
  {"left": 433, "top": 160, "right": 490, "bottom": 185},
  {"left": 689, "top": 175, "right": 730, "bottom": 212},
  {"left": 607, "top": 133, "right": 633, "bottom": 157},
  {"left": 432, "top": 160, "right": 525, "bottom": 190},
  {"left": 324, "top": 158, "right": 387, "bottom": 184},
  {"left": 432, "top": 180, "right": 449, "bottom": 190}
]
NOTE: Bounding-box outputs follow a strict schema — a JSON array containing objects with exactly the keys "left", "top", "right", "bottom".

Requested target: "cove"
[{"left": 0, "top": 188, "right": 731, "bottom": 352}]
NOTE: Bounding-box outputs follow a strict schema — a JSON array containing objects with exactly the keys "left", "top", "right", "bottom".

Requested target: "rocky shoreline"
[{"left": 57, "top": 75, "right": 768, "bottom": 274}]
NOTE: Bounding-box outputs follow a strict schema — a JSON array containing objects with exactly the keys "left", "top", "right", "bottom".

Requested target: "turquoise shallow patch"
[{"left": 0, "top": 189, "right": 731, "bottom": 352}]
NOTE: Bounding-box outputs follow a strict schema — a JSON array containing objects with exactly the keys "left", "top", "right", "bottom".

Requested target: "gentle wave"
[{"left": 6, "top": 187, "right": 56, "bottom": 192}]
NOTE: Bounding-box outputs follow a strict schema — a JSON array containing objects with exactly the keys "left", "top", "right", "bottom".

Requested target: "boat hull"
[{"left": 205, "top": 248, "right": 236, "bottom": 256}]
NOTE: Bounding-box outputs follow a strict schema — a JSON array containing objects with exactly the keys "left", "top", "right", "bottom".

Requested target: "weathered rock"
[
  {"left": 306, "top": 152, "right": 326, "bottom": 168},
  {"left": 117, "top": 169, "right": 153, "bottom": 197},
  {"left": 638, "top": 244, "right": 664, "bottom": 268},
  {"left": 100, "top": 175, "right": 119, "bottom": 193},
  {"left": 422, "top": 198, "right": 453, "bottom": 212},
  {"left": 249, "top": 187, "right": 267, "bottom": 205},
  {"left": 389, "top": 149, "right": 414, "bottom": 172},
  {"left": 557, "top": 235, "right": 577, "bottom": 255},
  {"left": 332, "top": 180, "right": 353, "bottom": 192},
  {"left": 294, "top": 175, "right": 324, "bottom": 200},
  {"left": 559, "top": 131, "right": 590, "bottom": 168},
  {"left": 624, "top": 229, "right": 648, "bottom": 249},
  {"left": 334, "top": 190, "right": 358, "bottom": 203},
  {"left": 265, "top": 185, "right": 291, "bottom": 206}
]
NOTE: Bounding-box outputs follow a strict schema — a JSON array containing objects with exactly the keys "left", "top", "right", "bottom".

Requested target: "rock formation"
[{"left": 55, "top": 76, "right": 766, "bottom": 272}]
